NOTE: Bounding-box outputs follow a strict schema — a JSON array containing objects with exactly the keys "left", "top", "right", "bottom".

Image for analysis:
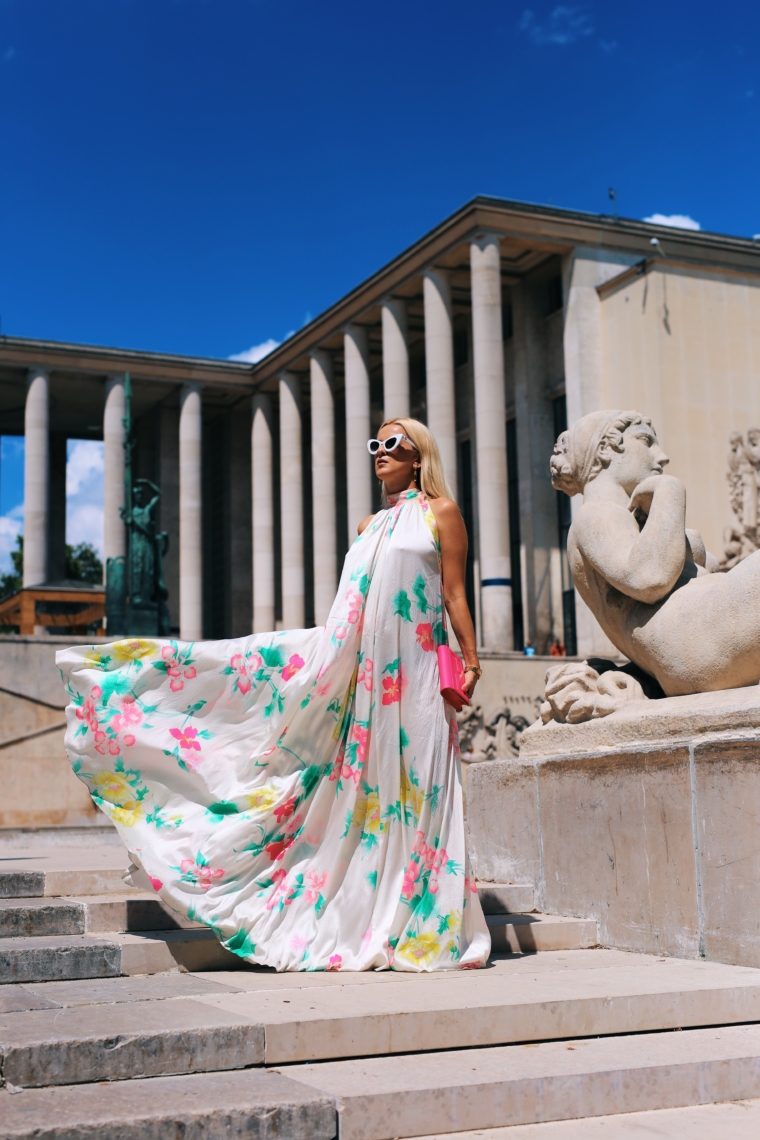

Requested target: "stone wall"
[{"left": 467, "top": 685, "right": 760, "bottom": 967}]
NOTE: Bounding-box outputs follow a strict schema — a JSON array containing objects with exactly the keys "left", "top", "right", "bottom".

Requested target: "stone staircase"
[{"left": 2, "top": 842, "right": 760, "bottom": 1137}]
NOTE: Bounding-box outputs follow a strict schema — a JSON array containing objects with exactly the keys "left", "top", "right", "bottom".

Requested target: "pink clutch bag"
[{"left": 437, "top": 644, "right": 470, "bottom": 707}]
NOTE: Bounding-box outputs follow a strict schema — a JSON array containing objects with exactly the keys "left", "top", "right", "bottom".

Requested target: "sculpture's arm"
[{"left": 574, "top": 475, "right": 688, "bottom": 604}]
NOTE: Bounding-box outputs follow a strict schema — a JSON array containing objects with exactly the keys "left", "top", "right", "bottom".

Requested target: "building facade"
[{"left": 2, "top": 197, "right": 759, "bottom": 656}]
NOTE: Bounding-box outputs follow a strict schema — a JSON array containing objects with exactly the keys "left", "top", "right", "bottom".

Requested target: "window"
[
  {"left": 506, "top": 418, "right": 524, "bottom": 650},
  {"left": 546, "top": 276, "right": 563, "bottom": 315},
  {"left": 502, "top": 303, "right": 513, "bottom": 341},
  {"left": 453, "top": 327, "right": 469, "bottom": 368},
  {"left": 553, "top": 395, "right": 576, "bottom": 654}
]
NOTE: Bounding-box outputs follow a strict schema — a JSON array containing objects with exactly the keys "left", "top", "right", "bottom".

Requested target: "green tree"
[
  {"left": 0, "top": 534, "right": 23, "bottom": 600},
  {"left": 65, "top": 542, "right": 103, "bottom": 584}
]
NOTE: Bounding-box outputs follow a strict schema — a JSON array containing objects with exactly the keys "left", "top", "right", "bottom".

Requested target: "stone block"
[
  {"left": 0, "top": 898, "right": 86, "bottom": 937},
  {"left": 0, "top": 997, "right": 264, "bottom": 1086},
  {"left": 466, "top": 760, "right": 540, "bottom": 885},
  {"left": 281, "top": 1024, "right": 760, "bottom": 1140},
  {"left": 21, "top": 971, "right": 242, "bottom": 1008},
  {"left": 695, "top": 738, "right": 760, "bottom": 967},
  {"left": 486, "top": 914, "right": 598, "bottom": 954},
  {"left": 0, "top": 872, "right": 45, "bottom": 899},
  {"left": 477, "top": 883, "right": 535, "bottom": 914},
  {"left": 0, "top": 935, "right": 121, "bottom": 984},
  {"left": 539, "top": 747, "right": 700, "bottom": 958},
  {"left": 1, "top": 1067, "right": 336, "bottom": 1140}
]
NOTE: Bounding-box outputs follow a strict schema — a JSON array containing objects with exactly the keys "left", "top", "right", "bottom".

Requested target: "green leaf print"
[
  {"left": 392, "top": 591, "right": 412, "bottom": 622},
  {"left": 300, "top": 765, "right": 322, "bottom": 797},
  {"left": 366, "top": 870, "right": 378, "bottom": 890},
  {"left": 399, "top": 727, "right": 409, "bottom": 752},
  {"left": 225, "top": 928, "right": 257, "bottom": 956},
  {"left": 413, "top": 575, "right": 429, "bottom": 614},
  {"left": 207, "top": 801, "right": 240, "bottom": 816},
  {"left": 260, "top": 645, "right": 285, "bottom": 669}
]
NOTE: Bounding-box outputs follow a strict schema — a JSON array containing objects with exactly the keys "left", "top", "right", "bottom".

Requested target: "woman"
[
  {"left": 551, "top": 409, "right": 760, "bottom": 698},
  {"left": 58, "top": 418, "right": 490, "bottom": 971}
]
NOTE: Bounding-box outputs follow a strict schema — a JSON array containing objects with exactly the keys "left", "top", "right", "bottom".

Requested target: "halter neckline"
[{"left": 387, "top": 489, "right": 421, "bottom": 506}]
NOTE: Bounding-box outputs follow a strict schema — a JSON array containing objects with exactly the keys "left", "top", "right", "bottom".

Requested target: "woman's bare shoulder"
[
  {"left": 357, "top": 514, "right": 375, "bottom": 535},
  {"left": 425, "top": 497, "right": 461, "bottom": 525}
]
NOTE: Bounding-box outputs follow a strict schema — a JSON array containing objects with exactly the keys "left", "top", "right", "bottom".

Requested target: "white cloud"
[
  {"left": 643, "top": 214, "right": 701, "bottom": 231},
  {"left": 228, "top": 338, "right": 280, "bottom": 364},
  {"left": 66, "top": 440, "right": 104, "bottom": 557},
  {"left": 520, "top": 7, "right": 593, "bottom": 45},
  {"left": 66, "top": 503, "right": 105, "bottom": 555},
  {"left": 66, "top": 440, "right": 104, "bottom": 496},
  {"left": 0, "top": 514, "right": 22, "bottom": 575}
]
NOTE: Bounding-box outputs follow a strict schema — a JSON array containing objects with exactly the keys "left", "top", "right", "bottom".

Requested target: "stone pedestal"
[{"left": 467, "top": 685, "right": 760, "bottom": 967}]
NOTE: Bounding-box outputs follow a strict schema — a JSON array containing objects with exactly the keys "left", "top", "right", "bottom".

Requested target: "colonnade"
[{"left": 21, "top": 234, "right": 515, "bottom": 649}]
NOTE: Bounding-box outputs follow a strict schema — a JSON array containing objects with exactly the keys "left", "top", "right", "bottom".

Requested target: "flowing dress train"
[{"left": 57, "top": 489, "right": 491, "bottom": 971}]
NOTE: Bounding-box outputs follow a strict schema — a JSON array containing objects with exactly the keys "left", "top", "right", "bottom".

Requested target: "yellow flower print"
[
  {"left": 351, "top": 797, "right": 368, "bottom": 829},
  {"left": 92, "top": 771, "right": 142, "bottom": 827},
  {"left": 445, "top": 909, "right": 462, "bottom": 934},
  {"left": 400, "top": 766, "right": 424, "bottom": 822},
  {"left": 363, "top": 791, "right": 382, "bottom": 835},
  {"left": 246, "top": 786, "right": 279, "bottom": 813},
  {"left": 395, "top": 930, "right": 442, "bottom": 967},
  {"left": 111, "top": 639, "right": 157, "bottom": 663}
]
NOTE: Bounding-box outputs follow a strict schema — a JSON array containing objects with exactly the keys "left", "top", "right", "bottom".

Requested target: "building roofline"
[
  {"left": 0, "top": 335, "right": 254, "bottom": 388},
  {"left": 250, "top": 195, "right": 760, "bottom": 386}
]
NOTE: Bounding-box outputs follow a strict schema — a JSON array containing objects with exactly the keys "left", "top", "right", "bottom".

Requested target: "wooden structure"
[{"left": 0, "top": 585, "right": 105, "bottom": 636}]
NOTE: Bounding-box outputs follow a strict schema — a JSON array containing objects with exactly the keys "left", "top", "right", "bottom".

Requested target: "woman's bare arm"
[
  {"left": 575, "top": 474, "right": 688, "bottom": 603},
  {"left": 429, "top": 498, "right": 480, "bottom": 697},
  {"left": 357, "top": 515, "right": 375, "bottom": 535}
]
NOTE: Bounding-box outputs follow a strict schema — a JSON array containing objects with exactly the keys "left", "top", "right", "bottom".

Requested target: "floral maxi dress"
[{"left": 57, "top": 490, "right": 491, "bottom": 971}]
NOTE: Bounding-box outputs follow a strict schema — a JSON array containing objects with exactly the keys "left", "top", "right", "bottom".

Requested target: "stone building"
[{"left": 2, "top": 196, "right": 760, "bottom": 659}]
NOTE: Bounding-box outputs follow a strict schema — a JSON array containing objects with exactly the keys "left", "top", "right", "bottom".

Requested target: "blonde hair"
[{"left": 378, "top": 416, "right": 454, "bottom": 502}]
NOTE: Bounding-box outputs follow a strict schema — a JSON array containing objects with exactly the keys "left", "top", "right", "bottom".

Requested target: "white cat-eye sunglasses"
[{"left": 367, "top": 433, "right": 417, "bottom": 456}]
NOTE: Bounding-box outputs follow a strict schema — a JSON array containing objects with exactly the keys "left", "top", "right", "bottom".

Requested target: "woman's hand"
[
  {"left": 628, "top": 473, "right": 683, "bottom": 517},
  {"left": 463, "top": 667, "right": 479, "bottom": 701}
]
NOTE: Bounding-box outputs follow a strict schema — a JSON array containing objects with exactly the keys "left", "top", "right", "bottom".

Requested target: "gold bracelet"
[{"left": 464, "top": 665, "right": 482, "bottom": 679}]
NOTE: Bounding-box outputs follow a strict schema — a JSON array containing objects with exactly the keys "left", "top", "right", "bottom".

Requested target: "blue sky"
[{"left": 0, "top": 0, "right": 758, "bottom": 569}]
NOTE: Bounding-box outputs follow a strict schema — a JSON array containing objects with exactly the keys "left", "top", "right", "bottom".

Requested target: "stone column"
[
  {"left": 280, "top": 372, "right": 304, "bottom": 628},
  {"left": 251, "top": 394, "right": 275, "bottom": 633},
  {"left": 23, "top": 368, "right": 49, "bottom": 588},
  {"left": 179, "top": 384, "right": 203, "bottom": 641},
  {"left": 470, "top": 234, "right": 512, "bottom": 650},
  {"left": 103, "top": 375, "right": 126, "bottom": 583},
  {"left": 344, "top": 324, "right": 372, "bottom": 535},
  {"left": 381, "top": 299, "right": 410, "bottom": 419},
  {"left": 311, "top": 351, "right": 337, "bottom": 624},
  {"left": 424, "top": 268, "right": 457, "bottom": 492}
]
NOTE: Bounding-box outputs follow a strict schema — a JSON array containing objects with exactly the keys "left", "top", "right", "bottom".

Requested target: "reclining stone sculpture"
[{"left": 540, "top": 409, "right": 755, "bottom": 725}]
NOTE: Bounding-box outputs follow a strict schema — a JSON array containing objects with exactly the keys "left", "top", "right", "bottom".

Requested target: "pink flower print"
[
  {"left": 107, "top": 739, "right": 120, "bottom": 756},
  {"left": 382, "top": 665, "right": 408, "bottom": 706},
  {"left": 290, "top": 934, "right": 308, "bottom": 953},
  {"left": 357, "top": 657, "right": 373, "bottom": 691},
  {"left": 91, "top": 685, "right": 102, "bottom": 699},
  {"left": 180, "top": 859, "right": 224, "bottom": 890},
  {"left": 351, "top": 724, "right": 369, "bottom": 765},
  {"left": 316, "top": 678, "right": 332, "bottom": 696},
  {"left": 345, "top": 587, "right": 363, "bottom": 624},
  {"left": 124, "top": 734, "right": 136, "bottom": 747},
  {"left": 94, "top": 729, "right": 107, "bottom": 755},
  {"left": 282, "top": 654, "right": 305, "bottom": 681},
  {"left": 230, "top": 653, "right": 256, "bottom": 694},
  {"left": 266, "top": 835, "right": 295, "bottom": 862},
  {"left": 329, "top": 743, "right": 346, "bottom": 782},
  {"left": 170, "top": 726, "right": 201, "bottom": 752},
  {"left": 113, "top": 698, "right": 142, "bottom": 734},
  {"left": 327, "top": 954, "right": 342, "bottom": 971},
  {"left": 401, "top": 859, "right": 420, "bottom": 900},
  {"left": 162, "top": 645, "right": 196, "bottom": 692},
  {"left": 266, "top": 868, "right": 288, "bottom": 910},
  {"left": 333, "top": 623, "right": 349, "bottom": 642},
  {"left": 273, "top": 796, "right": 298, "bottom": 824},
  {"left": 448, "top": 717, "right": 460, "bottom": 757},
  {"left": 361, "top": 925, "right": 373, "bottom": 946},
  {"left": 415, "top": 623, "right": 435, "bottom": 652},
  {"left": 304, "top": 870, "right": 327, "bottom": 904},
  {"left": 148, "top": 876, "right": 163, "bottom": 892}
]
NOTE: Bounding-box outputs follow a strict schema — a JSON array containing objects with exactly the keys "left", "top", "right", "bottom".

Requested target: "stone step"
[
  {"left": 0, "top": 845, "right": 133, "bottom": 898},
  {"left": 5, "top": 949, "right": 760, "bottom": 1084},
  {"left": 486, "top": 913, "right": 598, "bottom": 953},
  {"left": 280, "top": 1023, "right": 760, "bottom": 1140},
  {"left": 0, "top": 1068, "right": 337, "bottom": 1140},
  {"left": 477, "top": 883, "right": 535, "bottom": 914},
  {"left": 407, "top": 1097, "right": 760, "bottom": 1138},
  {"left": 0, "top": 928, "right": 239, "bottom": 984},
  {"left": 0, "top": 893, "right": 203, "bottom": 938}
]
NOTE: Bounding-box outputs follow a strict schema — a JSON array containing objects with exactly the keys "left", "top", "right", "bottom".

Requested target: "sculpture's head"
[
  {"left": 729, "top": 430, "right": 743, "bottom": 447},
  {"left": 551, "top": 410, "right": 669, "bottom": 497},
  {"left": 748, "top": 428, "right": 760, "bottom": 447}
]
